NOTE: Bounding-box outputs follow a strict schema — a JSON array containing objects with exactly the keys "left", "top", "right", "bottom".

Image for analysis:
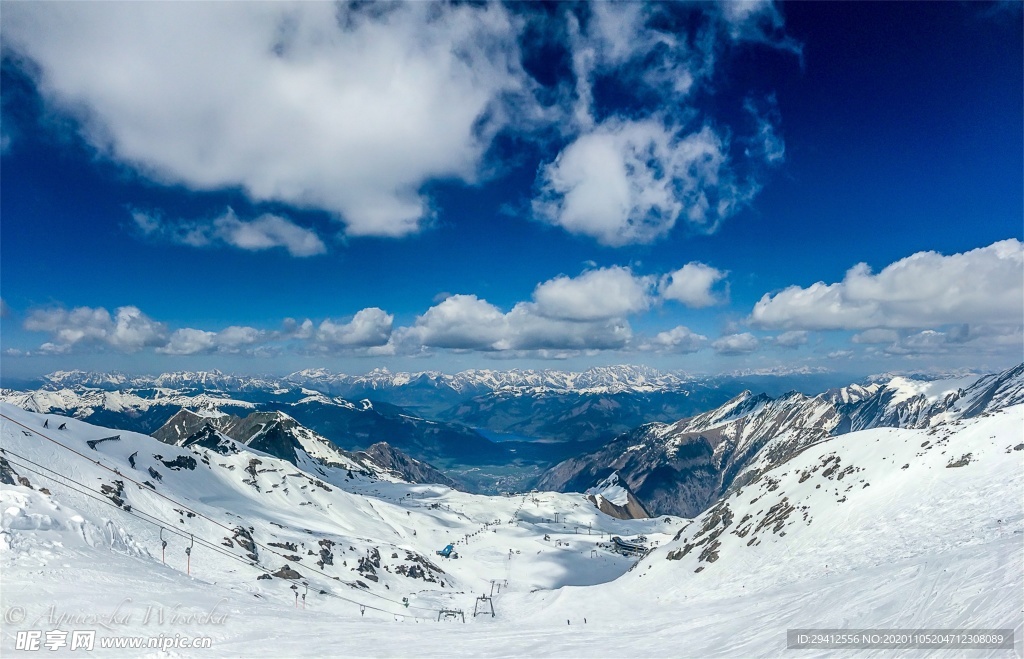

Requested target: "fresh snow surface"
[
  {"left": 1, "top": 401, "right": 1022, "bottom": 657},
  {"left": 884, "top": 375, "right": 981, "bottom": 406},
  {"left": 585, "top": 472, "right": 629, "bottom": 507}
]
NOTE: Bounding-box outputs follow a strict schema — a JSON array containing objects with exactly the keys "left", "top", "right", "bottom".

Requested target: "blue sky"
[{"left": 1, "top": 1, "right": 1021, "bottom": 380}]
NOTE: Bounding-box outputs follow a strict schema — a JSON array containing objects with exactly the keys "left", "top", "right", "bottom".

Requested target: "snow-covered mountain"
[
  {"left": 38, "top": 369, "right": 285, "bottom": 392},
  {"left": 539, "top": 363, "right": 1024, "bottom": 517},
  {"left": 645, "top": 402, "right": 1024, "bottom": 601},
  {"left": 2, "top": 392, "right": 1020, "bottom": 656},
  {"left": 288, "top": 364, "right": 693, "bottom": 396},
  {"left": 1, "top": 401, "right": 679, "bottom": 653},
  {"left": 0, "top": 386, "right": 256, "bottom": 434},
  {"left": 585, "top": 471, "right": 649, "bottom": 520},
  {"left": 0, "top": 385, "right": 508, "bottom": 468},
  {"left": 153, "top": 408, "right": 457, "bottom": 488},
  {"left": 28, "top": 365, "right": 695, "bottom": 398}
]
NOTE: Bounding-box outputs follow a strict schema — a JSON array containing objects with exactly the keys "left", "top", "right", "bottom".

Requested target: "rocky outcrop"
[
  {"left": 358, "top": 442, "right": 458, "bottom": 489},
  {"left": 585, "top": 472, "right": 649, "bottom": 520}
]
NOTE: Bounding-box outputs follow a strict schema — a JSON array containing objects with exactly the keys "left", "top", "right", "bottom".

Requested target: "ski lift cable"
[
  {"left": 2, "top": 443, "right": 438, "bottom": 617},
  {"left": 4, "top": 453, "right": 435, "bottom": 620},
  {"left": 4, "top": 413, "right": 447, "bottom": 611}
]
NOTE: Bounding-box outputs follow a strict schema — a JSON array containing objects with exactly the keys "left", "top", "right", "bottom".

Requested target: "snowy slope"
[
  {"left": 3, "top": 401, "right": 1020, "bottom": 657},
  {"left": 1, "top": 401, "right": 680, "bottom": 654},
  {"left": 507, "top": 404, "right": 1024, "bottom": 656}
]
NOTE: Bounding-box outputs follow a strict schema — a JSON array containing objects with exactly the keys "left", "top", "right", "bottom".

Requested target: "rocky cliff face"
[
  {"left": 539, "top": 364, "right": 1024, "bottom": 518},
  {"left": 584, "top": 472, "right": 649, "bottom": 520},
  {"left": 359, "top": 442, "right": 459, "bottom": 489},
  {"left": 537, "top": 391, "right": 840, "bottom": 517}
]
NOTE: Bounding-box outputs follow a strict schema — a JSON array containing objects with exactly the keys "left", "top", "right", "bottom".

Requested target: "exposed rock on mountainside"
[
  {"left": 540, "top": 363, "right": 1024, "bottom": 517},
  {"left": 153, "top": 409, "right": 456, "bottom": 488},
  {"left": 585, "top": 472, "right": 649, "bottom": 520},
  {"left": 359, "top": 442, "right": 458, "bottom": 489}
]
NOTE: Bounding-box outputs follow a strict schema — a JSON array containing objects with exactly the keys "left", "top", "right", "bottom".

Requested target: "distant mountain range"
[{"left": 3, "top": 363, "right": 1017, "bottom": 506}]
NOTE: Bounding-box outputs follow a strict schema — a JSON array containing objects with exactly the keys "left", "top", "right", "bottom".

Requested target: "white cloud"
[
  {"left": 854, "top": 325, "right": 1024, "bottom": 358},
  {"left": 532, "top": 2, "right": 794, "bottom": 247},
  {"left": 109, "top": 306, "right": 168, "bottom": 351},
  {"left": 316, "top": 308, "right": 394, "bottom": 349},
  {"left": 24, "top": 306, "right": 111, "bottom": 345},
  {"left": 712, "top": 332, "right": 760, "bottom": 355},
  {"left": 132, "top": 208, "right": 326, "bottom": 257},
  {"left": 852, "top": 328, "right": 900, "bottom": 344},
  {"left": 215, "top": 326, "right": 265, "bottom": 352},
  {"left": 503, "top": 305, "right": 631, "bottom": 351},
  {"left": 772, "top": 330, "right": 808, "bottom": 348},
  {"left": 643, "top": 326, "right": 709, "bottom": 353},
  {"left": 23, "top": 305, "right": 166, "bottom": 353},
  {"left": 158, "top": 328, "right": 217, "bottom": 356},
  {"left": 659, "top": 262, "right": 729, "bottom": 308},
  {"left": 394, "top": 294, "right": 631, "bottom": 354},
  {"left": 400, "top": 295, "right": 507, "bottom": 351},
  {"left": 6, "top": 2, "right": 798, "bottom": 250},
  {"left": 5, "top": 2, "right": 535, "bottom": 237},
  {"left": 719, "top": 0, "right": 803, "bottom": 55},
  {"left": 827, "top": 349, "right": 853, "bottom": 360},
  {"left": 157, "top": 325, "right": 265, "bottom": 356},
  {"left": 750, "top": 239, "right": 1024, "bottom": 330},
  {"left": 282, "top": 318, "right": 314, "bottom": 340},
  {"left": 213, "top": 212, "right": 326, "bottom": 257},
  {"left": 38, "top": 342, "right": 72, "bottom": 355},
  {"left": 532, "top": 266, "right": 654, "bottom": 321},
  {"left": 533, "top": 119, "right": 754, "bottom": 246}
]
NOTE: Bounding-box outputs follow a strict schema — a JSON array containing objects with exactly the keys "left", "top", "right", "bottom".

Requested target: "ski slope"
[{"left": 1, "top": 401, "right": 1021, "bottom": 657}]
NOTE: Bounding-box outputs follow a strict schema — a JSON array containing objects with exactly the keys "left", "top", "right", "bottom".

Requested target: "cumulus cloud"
[
  {"left": 659, "top": 262, "right": 729, "bottom": 308},
  {"left": 853, "top": 325, "right": 1024, "bottom": 358},
  {"left": 772, "top": 330, "right": 809, "bottom": 348},
  {"left": 157, "top": 325, "right": 265, "bottom": 356},
  {"left": 5, "top": 2, "right": 535, "bottom": 237},
  {"left": 393, "top": 294, "right": 631, "bottom": 354},
  {"left": 750, "top": 239, "right": 1024, "bottom": 330},
  {"left": 400, "top": 295, "right": 507, "bottom": 351},
  {"left": 712, "top": 332, "right": 760, "bottom": 355},
  {"left": 109, "top": 306, "right": 170, "bottom": 351},
  {"left": 316, "top": 308, "right": 394, "bottom": 349},
  {"left": 158, "top": 328, "right": 217, "bottom": 356},
  {"left": 534, "top": 120, "right": 756, "bottom": 246},
  {"left": 281, "top": 318, "right": 314, "bottom": 340},
  {"left": 6, "top": 2, "right": 798, "bottom": 249},
  {"left": 132, "top": 208, "right": 326, "bottom": 257},
  {"left": 532, "top": 2, "right": 794, "bottom": 247},
  {"left": 18, "top": 302, "right": 291, "bottom": 356},
  {"left": 642, "top": 325, "right": 709, "bottom": 353},
  {"left": 24, "top": 305, "right": 166, "bottom": 353},
  {"left": 532, "top": 266, "right": 654, "bottom": 321}
]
